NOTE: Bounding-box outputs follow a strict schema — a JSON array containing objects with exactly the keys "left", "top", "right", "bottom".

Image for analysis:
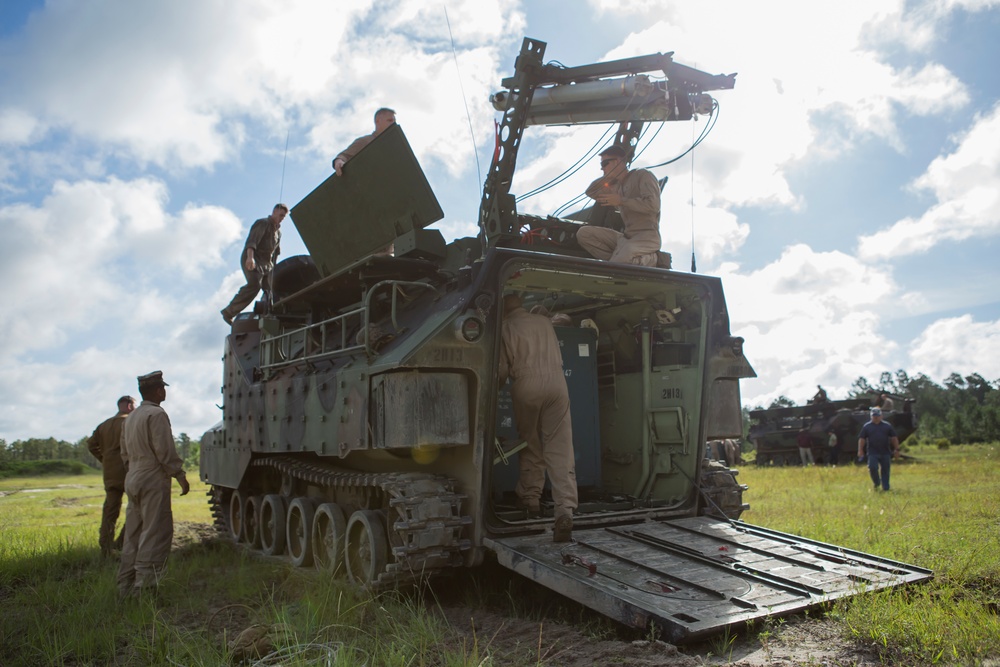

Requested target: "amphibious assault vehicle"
[
  {"left": 200, "top": 38, "right": 930, "bottom": 642},
  {"left": 749, "top": 396, "right": 917, "bottom": 466}
]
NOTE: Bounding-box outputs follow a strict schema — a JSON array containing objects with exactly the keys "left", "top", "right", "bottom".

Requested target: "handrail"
[
  {"left": 260, "top": 279, "right": 439, "bottom": 371},
  {"left": 361, "top": 280, "right": 439, "bottom": 360}
]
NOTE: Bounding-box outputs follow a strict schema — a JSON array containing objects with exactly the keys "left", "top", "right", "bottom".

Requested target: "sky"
[{"left": 1, "top": 0, "right": 999, "bottom": 442}]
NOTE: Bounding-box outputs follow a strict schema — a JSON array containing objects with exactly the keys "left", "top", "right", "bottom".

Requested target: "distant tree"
[
  {"left": 845, "top": 369, "right": 1000, "bottom": 444},
  {"left": 849, "top": 376, "right": 874, "bottom": 397},
  {"left": 768, "top": 396, "right": 795, "bottom": 409},
  {"left": 175, "top": 433, "right": 199, "bottom": 470},
  {"left": 878, "top": 371, "right": 897, "bottom": 394}
]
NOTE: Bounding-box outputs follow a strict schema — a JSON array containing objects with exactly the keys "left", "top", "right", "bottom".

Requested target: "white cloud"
[
  {"left": 724, "top": 244, "right": 902, "bottom": 406},
  {"left": 576, "top": 0, "right": 969, "bottom": 212},
  {"left": 0, "top": 107, "right": 43, "bottom": 144},
  {"left": 0, "top": 177, "right": 241, "bottom": 357},
  {"left": 0, "top": 0, "right": 524, "bottom": 179},
  {"left": 857, "top": 103, "right": 1000, "bottom": 258},
  {"left": 909, "top": 315, "right": 1000, "bottom": 381}
]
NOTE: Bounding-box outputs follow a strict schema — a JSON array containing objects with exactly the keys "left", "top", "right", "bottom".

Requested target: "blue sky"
[{"left": 1, "top": 0, "right": 999, "bottom": 441}]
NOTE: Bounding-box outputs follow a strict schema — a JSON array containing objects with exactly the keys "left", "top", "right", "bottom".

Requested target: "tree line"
[
  {"left": 0, "top": 433, "right": 200, "bottom": 471},
  {"left": 3, "top": 369, "right": 997, "bottom": 470},
  {"left": 761, "top": 370, "right": 1000, "bottom": 445}
]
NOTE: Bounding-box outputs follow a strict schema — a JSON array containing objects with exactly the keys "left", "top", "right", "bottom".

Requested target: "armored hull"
[{"left": 200, "top": 37, "right": 930, "bottom": 642}]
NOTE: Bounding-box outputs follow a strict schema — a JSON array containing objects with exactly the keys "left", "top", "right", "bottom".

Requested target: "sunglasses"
[{"left": 600, "top": 159, "right": 619, "bottom": 168}]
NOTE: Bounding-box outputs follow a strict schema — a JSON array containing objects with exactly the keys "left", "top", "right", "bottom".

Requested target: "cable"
[
  {"left": 515, "top": 125, "right": 614, "bottom": 202},
  {"left": 278, "top": 128, "right": 290, "bottom": 202},
  {"left": 444, "top": 6, "right": 481, "bottom": 194},
  {"left": 690, "top": 117, "right": 696, "bottom": 273},
  {"left": 517, "top": 77, "right": 648, "bottom": 204},
  {"left": 644, "top": 98, "right": 719, "bottom": 170}
]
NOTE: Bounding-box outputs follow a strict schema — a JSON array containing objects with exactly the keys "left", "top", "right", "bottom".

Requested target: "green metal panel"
[{"left": 290, "top": 124, "right": 444, "bottom": 278}]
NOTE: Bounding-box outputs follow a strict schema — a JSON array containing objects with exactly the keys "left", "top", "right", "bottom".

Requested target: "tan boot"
[
  {"left": 516, "top": 498, "right": 542, "bottom": 519},
  {"left": 553, "top": 515, "right": 573, "bottom": 543}
]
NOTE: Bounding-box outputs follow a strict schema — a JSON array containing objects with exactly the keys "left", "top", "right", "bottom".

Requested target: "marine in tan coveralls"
[
  {"left": 578, "top": 144, "right": 662, "bottom": 267},
  {"left": 117, "top": 371, "right": 189, "bottom": 598},
  {"left": 221, "top": 204, "right": 286, "bottom": 325},
  {"left": 332, "top": 107, "right": 396, "bottom": 175},
  {"left": 499, "top": 294, "right": 577, "bottom": 542},
  {"left": 87, "top": 395, "right": 136, "bottom": 556}
]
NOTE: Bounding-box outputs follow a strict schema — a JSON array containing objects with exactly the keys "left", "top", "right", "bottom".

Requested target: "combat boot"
[
  {"left": 553, "top": 515, "right": 573, "bottom": 543},
  {"left": 515, "top": 498, "right": 542, "bottom": 519}
]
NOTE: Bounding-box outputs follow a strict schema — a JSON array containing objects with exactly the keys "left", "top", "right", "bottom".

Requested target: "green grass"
[
  {"left": 737, "top": 443, "right": 1000, "bottom": 665},
  {"left": 1, "top": 447, "right": 999, "bottom": 665}
]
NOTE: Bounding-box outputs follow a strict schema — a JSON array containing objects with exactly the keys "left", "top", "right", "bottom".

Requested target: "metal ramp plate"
[{"left": 486, "top": 516, "right": 932, "bottom": 643}]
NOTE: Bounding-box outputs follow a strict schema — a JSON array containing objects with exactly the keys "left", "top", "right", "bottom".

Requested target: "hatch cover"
[{"left": 485, "top": 516, "right": 931, "bottom": 643}]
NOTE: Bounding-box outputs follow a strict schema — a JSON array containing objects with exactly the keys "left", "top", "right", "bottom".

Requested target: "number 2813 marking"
[
  {"left": 662, "top": 387, "right": 683, "bottom": 399},
  {"left": 431, "top": 348, "right": 464, "bottom": 363}
]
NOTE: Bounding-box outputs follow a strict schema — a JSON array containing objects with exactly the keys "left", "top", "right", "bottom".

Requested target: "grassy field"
[{"left": 1, "top": 445, "right": 998, "bottom": 666}]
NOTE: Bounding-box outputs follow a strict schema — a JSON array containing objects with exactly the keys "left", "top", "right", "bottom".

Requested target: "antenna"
[
  {"left": 690, "top": 119, "right": 697, "bottom": 273},
  {"left": 444, "top": 6, "right": 482, "bottom": 192},
  {"left": 279, "top": 128, "right": 290, "bottom": 202}
]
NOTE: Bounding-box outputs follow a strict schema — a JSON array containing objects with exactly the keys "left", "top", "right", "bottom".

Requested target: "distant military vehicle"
[
  {"left": 749, "top": 395, "right": 917, "bottom": 466},
  {"left": 200, "top": 38, "right": 929, "bottom": 643}
]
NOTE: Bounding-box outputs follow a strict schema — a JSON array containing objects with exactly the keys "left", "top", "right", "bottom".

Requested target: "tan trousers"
[
  {"left": 222, "top": 265, "right": 270, "bottom": 319},
  {"left": 511, "top": 374, "right": 578, "bottom": 519},
  {"left": 99, "top": 485, "right": 124, "bottom": 553},
  {"left": 577, "top": 227, "right": 660, "bottom": 266},
  {"left": 117, "top": 471, "right": 174, "bottom": 595}
]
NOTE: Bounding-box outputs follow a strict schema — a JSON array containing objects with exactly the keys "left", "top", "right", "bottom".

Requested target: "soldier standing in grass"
[
  {"left": 117, "top": 371, "right": 189, "bottom": 599},
  {"left": 858, "top": 407, "right": 900, "bottom": 491},
  {"left": 87, "top": 395, "right": 135, "bottom": 557}
]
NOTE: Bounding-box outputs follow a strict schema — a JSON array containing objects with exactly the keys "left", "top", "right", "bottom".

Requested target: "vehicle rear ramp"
[{"left": 486, "top": 516, "right": 932, "bottom": 643}]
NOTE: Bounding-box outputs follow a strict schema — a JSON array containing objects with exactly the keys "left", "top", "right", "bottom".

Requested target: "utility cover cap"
[
  {"left": 600, "top": 145, "right": 628, "bottom": 159},
  {"left": 138, "top": 370, "right": 169, "bottom": 388}
]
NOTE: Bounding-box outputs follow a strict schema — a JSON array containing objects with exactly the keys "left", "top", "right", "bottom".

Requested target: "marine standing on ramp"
[
  {"left": 117, "top": 371, "right": 190, "bottom": 599},
  {"left": 499, "top": 294, "right": 577, "bottom": 542},
  {"left": 87, "top": 395, "right": 136, "bottom": 557}
]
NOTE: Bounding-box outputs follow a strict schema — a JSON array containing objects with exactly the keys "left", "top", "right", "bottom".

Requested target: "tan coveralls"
[
  {"left": 579, "top": 168, "right": 662, "bottom": 266},
  {"left": 87, "top": 413, "right": 128, "bottom": 553},
  {"left": 117, "top": 401, "right": 183, "bottom": 595},
  {"left": 499, "top": 307, "right": 578, "bottom": 519},
  {"left": 222, "top": 216, "right": 281, "bottom": 320},
  {"left": 334, "top": 133, "right": 375, "bottom": 167}
]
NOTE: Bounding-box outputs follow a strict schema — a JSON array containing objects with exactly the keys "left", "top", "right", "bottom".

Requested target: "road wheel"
[
  {"left": 286, "top": 497, "right": 316, "bottom": 567},
  {"left": 312, "top": 503, "right": 348, "bottom": 576},
  {"left": 346, "top": 509, "right": 389, "bottom": 586},
  {"left": 260, "top": 494, "right": 287, "bottom": 556},
  {"left": 229, "top": 490, "right": 245, "bottom": 542},
  {"left": 244, "top": 495, "right": 262, "bottom": 549}
]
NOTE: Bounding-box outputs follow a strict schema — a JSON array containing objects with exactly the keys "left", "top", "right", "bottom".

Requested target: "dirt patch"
[
  {"left": 172, "top": 521, "right": 220, "bottom": 549},
  {"left": 433, "top": 604, "right": 887, "bottom": 666},
  {"left": 437, "top": 606, "right": 699, "bottom": 666}
]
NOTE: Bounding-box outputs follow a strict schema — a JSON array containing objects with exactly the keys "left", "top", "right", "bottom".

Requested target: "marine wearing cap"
[
  {"left": 137, "top": 371, "right": 168, "bottom": 389},
  {"left": 117, "top": 367, "right": 189, "bottom": 599}
]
